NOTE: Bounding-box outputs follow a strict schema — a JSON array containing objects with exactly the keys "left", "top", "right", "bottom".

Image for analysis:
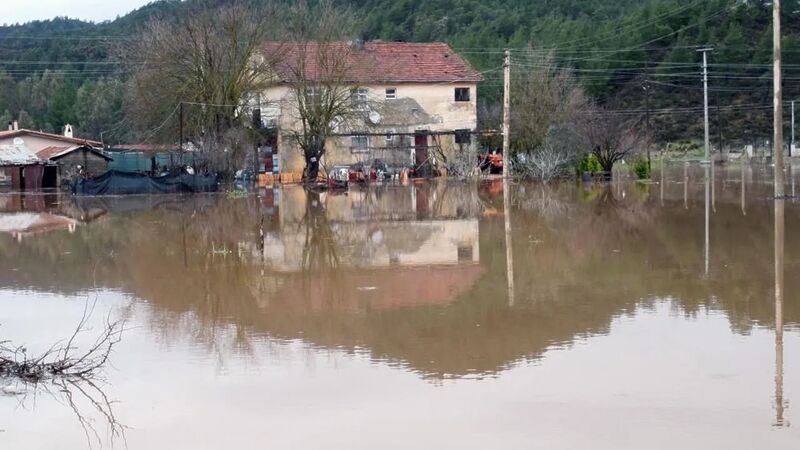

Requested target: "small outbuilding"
[
  {"left": 0, "top": 143, "right": 54, "bottom": 190},
  {"left": 36, "top": 145, "right": 113, "bottom": 186}
]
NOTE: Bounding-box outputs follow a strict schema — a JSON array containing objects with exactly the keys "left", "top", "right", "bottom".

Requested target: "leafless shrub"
[
  {"left": 1, "top": 298, "right": 126, "bottom": 447},
  {"left": 446, "top": 142, "right": 481, "bottom": 180},
  {"left": 514, "top": 126, "right": 586, "bottom": 181}
]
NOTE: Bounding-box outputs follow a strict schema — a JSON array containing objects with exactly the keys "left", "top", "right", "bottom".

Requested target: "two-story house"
[{"left": 256, "top": 41, "right": 483, "bottom": 178}]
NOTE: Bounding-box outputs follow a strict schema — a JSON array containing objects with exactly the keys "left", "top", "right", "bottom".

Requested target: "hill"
[{"left": 0, "top": 0, "right": 798, "bottom": 146}]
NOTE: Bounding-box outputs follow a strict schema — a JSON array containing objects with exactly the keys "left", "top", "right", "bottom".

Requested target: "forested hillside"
[{"left": 0, "top": 0, "right": 798, "bottom": 145}]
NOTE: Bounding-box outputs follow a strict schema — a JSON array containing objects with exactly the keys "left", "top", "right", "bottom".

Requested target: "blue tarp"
[{"left": 72, "top": 170, "right": 219, "bottom": 196}]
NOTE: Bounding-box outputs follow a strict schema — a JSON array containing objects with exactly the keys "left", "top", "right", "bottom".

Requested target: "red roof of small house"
[
  {"left": 0, "top": 129, "right": 101, "bottom": 148},
  {"left": 36, "top": 145, "right": 113, "bottom": 161},
  {"left": 262, "top": 41, "right": 483, "bottom": 84}
]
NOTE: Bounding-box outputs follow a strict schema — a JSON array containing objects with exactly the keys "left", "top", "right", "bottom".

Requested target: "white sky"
[{"left": 0, "top": 0, "right": 151, "bottom": 25}]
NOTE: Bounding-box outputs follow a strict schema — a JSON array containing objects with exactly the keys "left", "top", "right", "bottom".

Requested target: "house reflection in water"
[
  {"left": 253, "top": 185, "right": 484, "bottom": 311},
  {"left": 0, "top": 193, "right": 81, "bottom": 240}
]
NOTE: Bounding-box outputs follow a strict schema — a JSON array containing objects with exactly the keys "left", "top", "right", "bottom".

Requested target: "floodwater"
[{"left": 1, "top": 162, "right": 799, "bottom": 449}]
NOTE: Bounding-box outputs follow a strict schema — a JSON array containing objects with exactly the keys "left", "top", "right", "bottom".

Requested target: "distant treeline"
[{"left": 1, "top": 0, "right": 799, "bottom": 144}]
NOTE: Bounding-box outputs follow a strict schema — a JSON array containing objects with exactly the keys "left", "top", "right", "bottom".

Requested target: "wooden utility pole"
[
  {"left": 179, "top": 101, "right": 184, "bottom": 168},
  {"left": 697, "top": 48, "right": 713, "bottom": 163},
  {"left": 502, "top": 49, "right": 511, "bottom": 179},
  {"left": 502, "top": 48, "right": 515, "bottom": 306},
  {"left": 643, "top": 79, "right": 651, "bottom": 170},
  {"left": 774, "top": 0, "right": 785, "bottom": 197},
  {"left": 789, "top": 100, "right": 794, "bottom": 156}
]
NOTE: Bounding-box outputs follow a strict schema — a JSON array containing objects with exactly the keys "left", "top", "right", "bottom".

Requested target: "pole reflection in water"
[
  {"left": 774, "top": 197, "right": 786, "bottom": 427},
  {"left": 704, "top": 164, "right": 710, "bottom": 278},
  {"left": 503, "top": 176, "right": 515, "bottom": 307},
  {"left": 660, "top": 154, "right": 665, "bottom": 207},
  {"left": 711, "top": 160, "right": 716, "bottom": 212},
  {"left": 742, "top": 156, "right": 747, "bottom": 216},
  {"left": 684, "top": 162, "right": 689, "bottom": 210}
]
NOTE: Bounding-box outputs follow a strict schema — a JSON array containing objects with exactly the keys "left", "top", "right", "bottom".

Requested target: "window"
[
  {"left": 385, "top": 128, "right": 396, "bottom": 145},
  {"left": 351, "top": 88, "right": 368, "bottom": 107},
  {"left": 454, "top": 87, "right": 471, "bottom": 102},
  {"left": 385, "top": 88, "right": 397, "bottom": 99},
  {"left": 304, "top": 86, "right": 318, "bottom": 98},
  {"left": 351, "top": 135, "right": 369, "bottom": 153},
  {"left": 455, "top": 129, "right": 471, "bottom": 145}
]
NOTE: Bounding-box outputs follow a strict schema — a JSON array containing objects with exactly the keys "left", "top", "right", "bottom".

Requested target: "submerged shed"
[
  {"left": 0, "top": 143, "right": 54, "bottom": 190},
  {"left": 36, "top": 145, "right": 113, "bottom": 186}
]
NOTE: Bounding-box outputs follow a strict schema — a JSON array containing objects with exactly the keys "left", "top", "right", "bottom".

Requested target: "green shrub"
[
  {"left": 633, "top": 158, "right": 651, "bottom": 179},
  {"left": 576, "top": 153, "right": 602, "bottom": 174}
]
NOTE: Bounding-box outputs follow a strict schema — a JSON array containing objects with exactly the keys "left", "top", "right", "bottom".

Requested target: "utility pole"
[
  {"left": 502, "top": 49, "right": 511, "bottom": 179},
  {"left": 789, "top": 100, "right": 794, "bottom": 156},
  {"left": 716, "top": 91, "right": 723, "bottom": 156},
  {"left": 179, "top": 101, "right": 184, "bottom": 169},
  {"left": 698, "top": 48, "right": 713, "bottom": 163},
  {"left": 774, "top": 0, "right": 785, "bottom": 197},
  {"left": 643, "top": 79, "right": 651, "bottom": 170},
  {"left": 501, "top": 49, "right": 515, "bottom": 306}
]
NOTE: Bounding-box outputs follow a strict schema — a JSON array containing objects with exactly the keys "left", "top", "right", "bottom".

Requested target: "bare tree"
[
  {"left": 124, "top": 2, "right": 278, "bottom": 175},
  {"left": 511, "top": 49, "right": 588, "bottom": 154},
  {"left": 279, "top": 0, "right": 363, "bottom": 183},
  {"left": 579, "top": 109, "right": 652, "bottom": 176}
]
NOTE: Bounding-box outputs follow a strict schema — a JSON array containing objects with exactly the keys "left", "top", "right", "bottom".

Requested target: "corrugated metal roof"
[
  {"left": 36, "top": 145, "right": 114, "bottom": 161},
  {"left": 0, "top": 144, "right": 41, "bottom": 166}
]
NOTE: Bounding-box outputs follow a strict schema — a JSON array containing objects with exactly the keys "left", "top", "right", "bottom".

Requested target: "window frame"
[
  {"left": 385, "top": 88, "right": 397, "bottom": 100},
  {"left": 454, "top": 87, "right": 471, "bottom": 102},
  {"left": 455, "top": 129, "right": 471, "bottom": 145},
  {"left": 351, "top": 87, "right": 369, "bottom": 107},
  {"left": 351, "top": 134, "right": 370, "bottom": 153}
]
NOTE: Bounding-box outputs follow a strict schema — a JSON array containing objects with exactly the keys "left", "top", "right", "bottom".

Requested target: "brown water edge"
[{"left": 0, "top": 162, "right": 799, "bottom": 449}]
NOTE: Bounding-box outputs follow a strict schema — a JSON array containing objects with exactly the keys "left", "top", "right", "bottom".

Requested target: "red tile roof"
[
  {"left": 263, "top": 41, "right": 483, "bottom": 84},
  {"left": 0, "top": 129, "right": 101, "bottom": 147}
]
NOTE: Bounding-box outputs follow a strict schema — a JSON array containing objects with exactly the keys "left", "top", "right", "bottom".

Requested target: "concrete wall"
[
  {"left": 260, "top": 83, "right": 479, "bottom": 175},
  {"left": 0, "top": 135, "right": 76, "bottom": 155}
]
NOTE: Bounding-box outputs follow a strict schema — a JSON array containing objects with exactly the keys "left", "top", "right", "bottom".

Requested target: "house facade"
[
  {"left": 256, "top": 42, "right": 482, "bottom": 178},
  {"left": 0, "top": 123, "right": 108, "bottom": 189}
]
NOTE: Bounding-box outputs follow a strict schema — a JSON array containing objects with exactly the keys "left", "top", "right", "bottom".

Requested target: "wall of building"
[
  {"left": 54, "top": 150, "right": 109, "bottom": 181},
  {"left": 0, "top": 135, "right": 75, "bottom": 155},
  {"left": 260, "top": 82, "right": 478, "bottom": 175}
]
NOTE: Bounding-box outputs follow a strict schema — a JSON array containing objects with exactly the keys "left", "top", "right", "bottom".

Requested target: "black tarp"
[{"left": 72, "top": 170, "right": 219, "bottom": 196}]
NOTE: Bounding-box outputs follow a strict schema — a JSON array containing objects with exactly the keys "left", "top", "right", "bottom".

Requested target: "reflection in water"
[
  {"left": 705, "top": 165, "right": 710, "bottom": 278},
  {"left": 1, "top": 165, "right": 800, "bottom": 448},
  {"left": 742, "top": 157, "right": 747, "bottom": 216},
  {"left": 774, "top": 201, "right": 788, "bottom": 427},
  {"left": 503, "top": 177, "right": 515, "bottom": 307}
]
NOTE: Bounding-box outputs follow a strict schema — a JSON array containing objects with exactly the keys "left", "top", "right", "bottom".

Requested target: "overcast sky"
[{"left": 0, "top": 0, "right": 151, "bottom": 25}]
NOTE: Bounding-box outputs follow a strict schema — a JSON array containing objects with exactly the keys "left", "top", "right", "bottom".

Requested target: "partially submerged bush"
[
  {"left": 633, "top": 158, "right": 652, "bottom": 180},
  {"left": 576, "top": 153, "right": 602, "bottom": 175}
]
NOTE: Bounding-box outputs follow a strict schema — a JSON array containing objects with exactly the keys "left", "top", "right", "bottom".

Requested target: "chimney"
[
  {"left": 64, "top": 124, "right": 73, "bottom": 138},
  {"left": 12, "top": 120, "right": 18, "bottom": 131}
]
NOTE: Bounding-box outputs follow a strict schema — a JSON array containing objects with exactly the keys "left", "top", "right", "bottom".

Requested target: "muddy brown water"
[{"left": 1, "top": 163, "right": 799, "bottom": 449}]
